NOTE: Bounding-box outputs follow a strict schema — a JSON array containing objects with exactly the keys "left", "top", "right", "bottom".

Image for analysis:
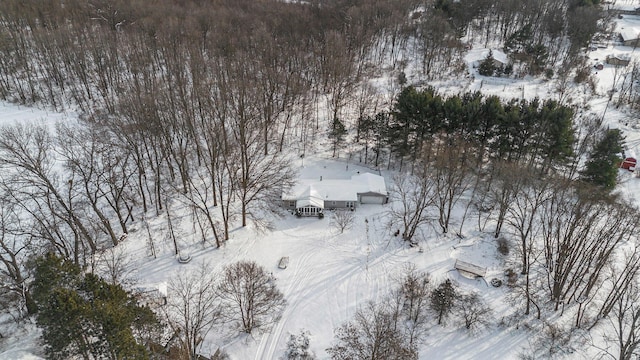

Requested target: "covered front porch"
[{"left": 295, "top": 197, "right": 324, "bottom": 217}]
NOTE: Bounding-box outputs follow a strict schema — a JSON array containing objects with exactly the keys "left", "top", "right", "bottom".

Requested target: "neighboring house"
[
  {"left": 282, "top": 172, "right": 388, "bottom": 216},
  {"left": 619, "top": 27, "right": 640, "bottom": 47},
  {"left": 476, "top": 48, "right": 508, "bottom": 68},
  {"left": 606, "top": 54, "right": 631, "bottom": 66}
]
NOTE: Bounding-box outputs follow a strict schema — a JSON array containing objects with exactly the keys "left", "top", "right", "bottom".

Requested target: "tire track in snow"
[
  {"left": 255, "top": 217, "right": 407, "bottom": 359},
  {"left": 256, "top": 249, "right": 393, "bottom": 359},
  {"left": 254, "top": 249, "right": 315, "bottom": 360}
]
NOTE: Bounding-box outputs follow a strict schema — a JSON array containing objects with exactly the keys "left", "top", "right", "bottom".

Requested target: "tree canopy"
[
  {"left": 580, "top": 129, "right": 624, "bottom": 190},
  {"left": 32, "top": 253, "right": 161, "bottom": 360}
]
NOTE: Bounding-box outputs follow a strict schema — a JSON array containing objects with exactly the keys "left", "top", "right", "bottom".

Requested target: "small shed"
[
  {"left": 606, "top": 54, "right": 631, "bottom": 66},
  {"left": 454, "top": 259, "right": 487, "bottom": 278}
]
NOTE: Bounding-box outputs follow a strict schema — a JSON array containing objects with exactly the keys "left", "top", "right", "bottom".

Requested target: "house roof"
[
  {"left": 476, "top": 49, "right": 508, "bottom": 65},
  {"left": 619, "top": 27, "right": 640, "bottom": 42},
  {"left": 351, "top": 172, "right": 387, "bottom": 196},
  {"left": 608, "top": 53, "right": 631, "bottom": 61},
  {"left": 296, "top": 197, "right": 324, "bottom": 209},
  {"left": 282, "top": 172, "right": 387, "bottom": 203},
  {"left": 490, "top": 49, "right": 508, "bottom": 65}
]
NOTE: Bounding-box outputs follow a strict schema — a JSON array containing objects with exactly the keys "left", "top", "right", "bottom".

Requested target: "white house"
[
  {"left": 619, "top": 27, "right": 640, "bottom": 47},
  {"left": 475, "top": 48, "right": 509, "bottom": 68},
  {"left": 282, "top": 172, "right": 387, "bottom": 216}
]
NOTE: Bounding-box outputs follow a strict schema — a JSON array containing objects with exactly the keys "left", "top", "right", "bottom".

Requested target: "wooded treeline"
[
  {"left": 362, "top": 87, "right": 575, "bottom": 171},
  {"left": 0, "top": 0, "right": 606, "bottom": 110}
]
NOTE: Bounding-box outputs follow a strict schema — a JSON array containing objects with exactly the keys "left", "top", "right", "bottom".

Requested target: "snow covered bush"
[
  {"left": 496, "top": 236, "right": 510, "bottom": 256},
  {"left": 283, "top": 330, "right": 316, "bottom": 360}
]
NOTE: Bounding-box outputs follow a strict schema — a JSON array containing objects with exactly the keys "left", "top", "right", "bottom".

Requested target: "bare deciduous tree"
[
  {"left": 56, "top": 123, "right": 121, "bottom": 247},
  {"left": 326, "top": 301, "right": 418, "bottom": 360},
  {"left": 536, "top": 184, "right": 640, "bottom": 327},
  {"left": 396, "top": 264, "right": 430, "bottom": 346},
  {"left": 165, "top": 262, "right": 220, "bottom": 359},
  {"left": 0, "top": 124, "right": 97, "bottom": 263},
  {"left": 597, "top": 248, "right": 640, "bottom": 323},
  {"left": 0, "top": 189, "right": 37, "bottom": 314},
  {"left": 430, "top": 139, "right": 474, "bottom": 234},
  {"left": 387, "top": 173, "right": 436, "bottom": 243},
  {"left": 217, "top": 261, "right": 285, "bottom": 333},
  {"left": 601, "top": 282, "right": 640, "bottom": 360},
  {"left": 488, "top": 161, "right": 528, "bottom": 239},
  {"left": 398, "top": 264, "right": 431, "bottom": 325},
  {"left": 504, "top": 174, "right": 549, "bottom": 316},
  {"left": 94, "top": 245, "right": 134, "bottom": 286},
  {"left": 332, "top": 210, "right": 355, "bottom": 234}
]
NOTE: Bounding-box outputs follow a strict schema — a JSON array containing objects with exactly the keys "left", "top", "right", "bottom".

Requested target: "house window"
[
  {"left": 346, "top": 201, "right": 354, "bottom": 208},
  {"left": 331, "top": 201, "right": 336, "bottom": 206}
]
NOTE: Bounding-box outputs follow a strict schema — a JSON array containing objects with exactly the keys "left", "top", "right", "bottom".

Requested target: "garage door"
[{"left": 360, "top": 195, "right": 385, "bottom": 204}]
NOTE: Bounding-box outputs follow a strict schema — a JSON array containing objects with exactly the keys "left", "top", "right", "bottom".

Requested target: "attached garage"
[{"left": 359, "top": 192, "right": 387, "bottom": 204}]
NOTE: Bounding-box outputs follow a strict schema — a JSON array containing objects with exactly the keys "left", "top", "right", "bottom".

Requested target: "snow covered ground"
[
  {"left": 99, "top": 155, "right": 532, "bottom": 359},
  {"left": 5, "top": 5, "right": 640, "bottom": 359},
  {"left": 0, "top": 102, "right": 563, "bottom": 359},
  {"left": 0, "top": 103, "right": 531, "bottom": 358}
]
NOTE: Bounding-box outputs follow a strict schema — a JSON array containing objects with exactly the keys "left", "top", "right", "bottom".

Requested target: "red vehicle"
[{"left": 621, "top": 157, "right": 637, "bottom": 171}]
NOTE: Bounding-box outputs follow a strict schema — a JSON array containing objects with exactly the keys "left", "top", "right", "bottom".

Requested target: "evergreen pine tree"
[
  {"left": 389, "top": 86, "right": 443, "bottom": 166},
  {"left": 478, "top": 50, "right": 497, "bottom": 76},
  {"left": 580, "top": 129, "right": 624, "bottom": 190},
  {"left": 31, "top": 254, "right": 161, "bottom": 359},
  {"left": 431, "top": 279, "right": 457, "bottom": 325},
  {"left": 537, "top": 99, "right": 575, "bottom": 169}
]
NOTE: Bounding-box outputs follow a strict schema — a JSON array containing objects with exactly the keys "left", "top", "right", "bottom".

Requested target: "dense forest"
[{"left": 2, "top": 0, "right": 640, "bottom": 359}]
